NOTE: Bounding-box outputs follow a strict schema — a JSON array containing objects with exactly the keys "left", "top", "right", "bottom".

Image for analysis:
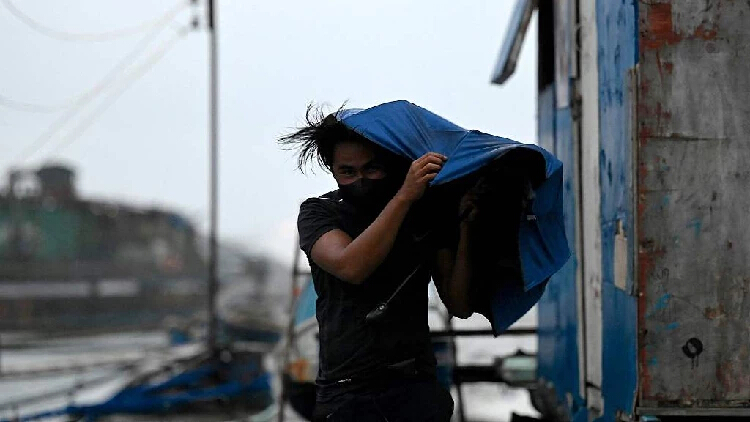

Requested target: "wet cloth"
[{"left": 335, "top": 100, "right": 570, "bottom": 333}]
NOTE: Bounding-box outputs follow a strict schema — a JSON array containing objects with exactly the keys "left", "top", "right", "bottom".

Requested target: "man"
[{"left": 281, "top": 106, "right": 476, "bottom": 421}]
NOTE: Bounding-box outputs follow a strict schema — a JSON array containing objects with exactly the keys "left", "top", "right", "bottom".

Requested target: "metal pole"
[
  {"left": 429, "top": 327, "right": 537, "bottom": 338},
  {"left": 445, "top": 314, "right": 466, "bottom": 422},
  {"left": 206, "top": 0, "right": 219, "bottom": 354},
  {"left": 278, "top": 240, "right": 304, "bottom": 422}
]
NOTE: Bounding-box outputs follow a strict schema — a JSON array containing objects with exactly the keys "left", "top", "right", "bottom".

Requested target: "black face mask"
[{"left": 338, "top": 177, "right": 401, "bottom": 210}]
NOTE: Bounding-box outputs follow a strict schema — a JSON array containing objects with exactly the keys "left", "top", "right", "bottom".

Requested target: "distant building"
[
  {"left": 0, "top": 164, "right": 204, "bottom": 279},
  {"left": 0, "top": 164, "right": 207, "bottom": 332}
]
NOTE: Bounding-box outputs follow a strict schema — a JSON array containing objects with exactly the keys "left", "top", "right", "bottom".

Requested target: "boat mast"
[{"left": 206, "top": 0, "right": 219, "bottom": 354}]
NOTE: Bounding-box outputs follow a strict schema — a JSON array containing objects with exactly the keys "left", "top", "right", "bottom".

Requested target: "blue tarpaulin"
[
  {"left": 337, "top": 100, "right": 570, "bottom": 333},
  {"left": 294, "top": 278, "right": 318, "bottom": 327},
  {"left": 3, "top": 364, "right": 272, "bottom": 422}
]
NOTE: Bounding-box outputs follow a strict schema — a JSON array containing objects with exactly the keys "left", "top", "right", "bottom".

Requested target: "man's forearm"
[
  {"left": 445, "top": 222, "right": 473, "bottom": 317},
  {"left": 336, "top": 194, "right": 412, "bottom": 283}
]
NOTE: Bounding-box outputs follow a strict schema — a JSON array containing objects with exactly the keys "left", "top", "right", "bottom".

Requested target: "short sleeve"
[{"left": 298, "top": 197, "right": 341, "bottom": 257}]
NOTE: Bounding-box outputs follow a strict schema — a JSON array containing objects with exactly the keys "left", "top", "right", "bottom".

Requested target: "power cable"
[
  {"left": 0, "top": 0, "right": 188, "bottom": 42},
  {"left": 48, "top": 26, "right": 190, "bottom": 157},
  {"left": 0, "top": 94, "right": 65, "bottom": 113},
  {"left": 10, "top": 22, "right": 189, "bottom": 163},
  {"left": 0, "top": 2, "right": 190, "bottom": 114}
]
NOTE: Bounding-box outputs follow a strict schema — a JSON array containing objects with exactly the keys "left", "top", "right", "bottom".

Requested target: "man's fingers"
[
  {"left": 426, "top": 152, "right": 448, "bottom": 163},
  {"left": 410, "top": 153, "right": 446, "bottom": 176},
  {"left": 424, "top": 156, "right": 446, "bottom": 166},
  {"left": 415, "top": 152, "right": 447, "bottom": 165},
  {"left": 411, "top": 157, "right": 443, "bottom": 175},
  {"left": 422, "top": 172, "right": 438, "bottom": 182},
  {"left": 413, "top": 157, "right": 444, "bottom": 172},
  {"left": 427, "top": 152, "right": 447, "bottom": 161},
  {"left": 417, "top": 162, "right": 442, "bottom": 176}
]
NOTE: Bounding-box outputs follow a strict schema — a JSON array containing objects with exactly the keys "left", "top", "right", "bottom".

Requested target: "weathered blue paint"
[
  {"left": 536, "top": 84, "right": 586, "bottom": 418},
  {"left": 664, "top": 322, "right": 679, "bottom": 331},
  {"left": 573, "top": 410, "right": 589, "bottom": 422},
  {"left": 596, "top": 1, "right": 638, "bottom": 420},
  {"left": 686, "top": 218, "right": 702, "bottom": 238},
  {"left": 651, "top": 293, "right": 671, "bottom": 313},
  {"left": 497, "top": 0, "right": 750, "bottom": 415}
]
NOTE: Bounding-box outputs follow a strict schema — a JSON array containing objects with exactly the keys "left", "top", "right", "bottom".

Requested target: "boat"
[
  {"left": 0, "top": 341, "right": 277, "bottom": 422},
  {"left": 0, "top": 164, "right": 208, "bottom": 335}
]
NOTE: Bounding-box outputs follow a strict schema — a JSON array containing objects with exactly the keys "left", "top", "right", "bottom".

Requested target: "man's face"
[{"left": 331, "top": 140, "right": 387, "bottom": 185}]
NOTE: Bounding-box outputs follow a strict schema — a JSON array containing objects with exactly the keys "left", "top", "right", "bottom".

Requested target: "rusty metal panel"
[{"left": 638, "top": 0, "right": 750, "bottom": 407}]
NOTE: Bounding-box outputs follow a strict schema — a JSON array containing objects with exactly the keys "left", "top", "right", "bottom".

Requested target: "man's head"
[
  {"left": 280, "top": 104, "right": 407, "bottom": 207},
  {"left": 330, "top": 139, "right": 387, "bottom": 185}
]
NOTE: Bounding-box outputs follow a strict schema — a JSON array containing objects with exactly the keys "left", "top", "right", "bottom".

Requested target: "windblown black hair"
[{"left": 278, "top": 103, "right": 370, "bottom": 173}]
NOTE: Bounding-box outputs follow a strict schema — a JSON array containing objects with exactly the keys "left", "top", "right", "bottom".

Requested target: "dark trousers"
[{"left": 313, "top": 380, "right": 454, "bottom": 422}]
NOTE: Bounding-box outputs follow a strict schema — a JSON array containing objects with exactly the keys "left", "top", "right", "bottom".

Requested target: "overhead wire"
[
  {"left": 0, "top": 0, "right": 190, "bottom": 114},
  {"left": 0, "top": 0, "right": 189, "bottom": 42},
  {"left": 0, "top": 94, "right": 66, "bottom": 113},
  {"left": 47, "top": 26, "right": 191, "bottom": 158},
  {"left": 10, "top": 18, "right": 191, "bottom": 163}
]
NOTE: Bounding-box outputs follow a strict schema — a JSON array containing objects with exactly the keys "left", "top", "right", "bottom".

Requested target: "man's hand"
[
  {"left": 432, "top": 188, "right": 480, "bottom": 319},
  {"left": 459, "top": 190, "right": 479, "bottom": 224},
  {"left": 395, "top": 152, "right": 447, "bottom": 204}
]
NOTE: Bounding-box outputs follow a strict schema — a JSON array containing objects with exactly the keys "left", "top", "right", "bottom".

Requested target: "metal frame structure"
[{"left": 492, "top": 1, "right": 750, "bottom": 420}]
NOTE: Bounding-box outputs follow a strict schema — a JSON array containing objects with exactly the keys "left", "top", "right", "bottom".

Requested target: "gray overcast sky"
[{"left": 0, "top": 0, "right": 537, "bottom": 266}]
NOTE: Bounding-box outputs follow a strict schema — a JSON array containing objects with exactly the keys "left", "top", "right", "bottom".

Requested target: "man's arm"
[
  {"left": 310, "top": 152, "right": 446, "bottom": 284},
  {"left": 432, "top": 193, "right": 477, "bottom": 318}
]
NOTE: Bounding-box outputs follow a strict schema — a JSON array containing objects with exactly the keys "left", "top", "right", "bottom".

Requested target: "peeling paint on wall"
[{"left": 639, "top": 0, "right": 750, "bottom": 406}]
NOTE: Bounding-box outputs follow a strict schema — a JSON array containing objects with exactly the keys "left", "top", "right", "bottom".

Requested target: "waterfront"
[{"left": 0, "top": 310, "right": 538, "bottom": 421}]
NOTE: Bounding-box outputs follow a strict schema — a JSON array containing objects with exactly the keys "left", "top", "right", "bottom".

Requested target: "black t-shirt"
[{"left": 298, "top": 190, "right": 442, "bottom": 402}]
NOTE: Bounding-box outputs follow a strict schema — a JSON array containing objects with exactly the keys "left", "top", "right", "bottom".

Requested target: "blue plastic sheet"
[
  {"left": 338, "top": 101, "right": 570, "bottom": 333},
  {"left": 293, "top": 278, "right": 318, "bottom": 327},
  {"left": 3, "top": 364, "right": 272, "bottom": 422}
]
